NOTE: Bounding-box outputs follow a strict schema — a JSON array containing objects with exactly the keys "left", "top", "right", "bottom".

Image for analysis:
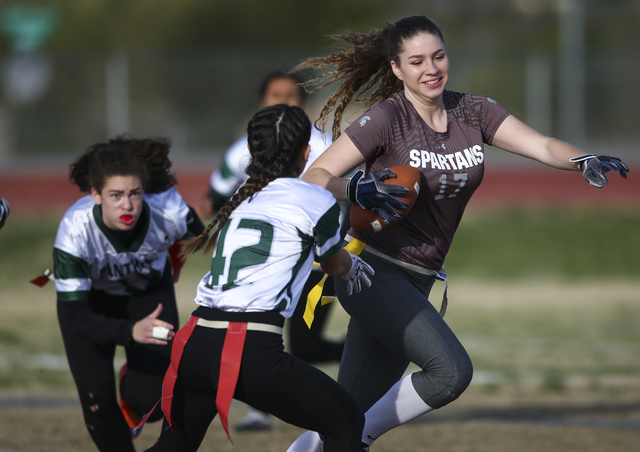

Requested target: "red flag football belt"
[{"left": 160, "top": 316, "right": 282, "bottom": 444}]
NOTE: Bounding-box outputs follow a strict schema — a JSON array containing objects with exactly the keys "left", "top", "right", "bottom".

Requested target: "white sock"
[
  {"left": 362, "top": 374, "right": 433, "bottom": 445},
  {"left": 286, "top": 430, "right": 322, "bottom": 452}
]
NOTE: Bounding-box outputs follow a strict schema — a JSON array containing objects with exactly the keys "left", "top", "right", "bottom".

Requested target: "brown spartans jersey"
[{"left": 345, "top": 90, "right": 511, "bottom": 270}]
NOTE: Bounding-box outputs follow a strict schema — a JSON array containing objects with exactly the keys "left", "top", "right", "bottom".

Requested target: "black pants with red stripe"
[{"left": 145, "top": 307, "right": 364, "bottom": 452}]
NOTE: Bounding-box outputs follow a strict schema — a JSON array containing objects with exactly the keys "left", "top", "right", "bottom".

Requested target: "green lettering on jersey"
[{"left": 209, "top": 219, "right": 274, "bottom": 290}]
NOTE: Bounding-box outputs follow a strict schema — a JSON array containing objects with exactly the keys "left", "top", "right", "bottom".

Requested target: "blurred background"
[
  {"left": 0, "top": 0, "right": 638, "bottom": 172},
  {"left": 0, "top": 4, "right": 639, "bottom": 450}
]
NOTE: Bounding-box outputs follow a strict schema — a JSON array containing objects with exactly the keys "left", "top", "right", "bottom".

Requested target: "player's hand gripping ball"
[{"left": 350, "top": 166, "right": 421, "bottom": 233}]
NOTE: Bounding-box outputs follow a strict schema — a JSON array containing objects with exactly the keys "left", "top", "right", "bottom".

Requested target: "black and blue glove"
[
  {"left": 569, "top": 154, "right": 629, "bottom": 189},
  {"left": 346, "top": 169, "right": 410, "bottom": 224},
  {"left": 0, "top": 198, "right": 9, "bottom": 229}
]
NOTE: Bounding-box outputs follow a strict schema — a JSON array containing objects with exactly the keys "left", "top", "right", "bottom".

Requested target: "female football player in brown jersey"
[{"left": 287, "top": 15, "right": 629, "bottom": 452}]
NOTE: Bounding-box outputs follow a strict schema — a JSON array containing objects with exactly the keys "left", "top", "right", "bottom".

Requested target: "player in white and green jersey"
[
  {"left": 54, "top": 187, "right": 191, "bottom": 298},
  {"left": 207, "top": 71, "right": 347, "bottom": 433},
  {"left": 194, "top": 176, "right": 342, "bottom": 316},
  {"left": 146, "top": 105, "right": 373, "bottom": 452},
  {"left": 54, "top": 137, "right": 204, "bottom": 452}
]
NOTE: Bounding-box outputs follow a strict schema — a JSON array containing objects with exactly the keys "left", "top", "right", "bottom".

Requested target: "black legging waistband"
[{"left": 192, "top": 306, "right": 285, "bottom": 328}]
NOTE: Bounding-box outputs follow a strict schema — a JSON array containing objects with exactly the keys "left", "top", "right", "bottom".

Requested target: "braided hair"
[
  {"left": 69, "top": 135, "right": 176, "bottom": 194},
  {"left": 292, "top": 15, "right": 445, "bottom": 140},
  {"left": 182, "top": 104, "right": 311, "bottom": 256}
]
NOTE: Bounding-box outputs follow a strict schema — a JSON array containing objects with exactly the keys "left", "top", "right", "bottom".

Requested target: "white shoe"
[{"left": 234, "top": 408, "right": 272, "bottom": 431}]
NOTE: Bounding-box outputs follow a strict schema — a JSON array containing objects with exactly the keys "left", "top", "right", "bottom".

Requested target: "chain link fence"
[{"left": 0, "top": 44, "right": 638, "bottom": 170}]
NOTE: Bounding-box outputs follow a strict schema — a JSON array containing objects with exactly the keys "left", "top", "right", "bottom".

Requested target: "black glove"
[
  {"left": 346, "top": 169, "right": 409, "bottom": 224},
  {"left": 0, "top": 198, "right": 9, "bottom": 229},
  {"left": 569, "top": 154, "right": 629, "bottom": 189}
]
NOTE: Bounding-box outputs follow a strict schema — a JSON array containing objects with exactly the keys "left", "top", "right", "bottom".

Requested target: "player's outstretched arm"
[
  {"left": 491, "top": 115, "right": 631, "bottom": 187},
  {"left": 569, "top": 154, "right": 630, "bottom": 189}
]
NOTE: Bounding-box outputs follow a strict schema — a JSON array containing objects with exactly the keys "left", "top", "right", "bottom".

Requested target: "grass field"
[{"left": 1, "top": 208, "right": 639, "bottom": 451}]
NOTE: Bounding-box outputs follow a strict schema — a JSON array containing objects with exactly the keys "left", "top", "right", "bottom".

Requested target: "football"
[{"left": 349, "top": 165, "right": 421, "bottom": 233}]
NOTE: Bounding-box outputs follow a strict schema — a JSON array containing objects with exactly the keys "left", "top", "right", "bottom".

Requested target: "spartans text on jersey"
[{"left": 409, "top": 145, "right": 484, "bottom": 170}]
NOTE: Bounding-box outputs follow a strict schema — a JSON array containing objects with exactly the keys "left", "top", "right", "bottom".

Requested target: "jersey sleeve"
[
  {"left": 312, "top": 202, "right": 343, "bottom": 263},
  {"left": 53, "top": 248, "right": 91, "bottom": 301},
  {"left": 145, "top": 188, "right": 192, "bottom": 241},
  {"left": 474, "top": 95, "right": 511, "bottom": 145},
  {"left": 53, "top": 205, "right": 93, "bottom": 301},
  {"left": 344, "top": 104, "right": 394, "bottom": 162},
  {"left": 57, "top": 298, "right": 135, "bottom": 346}
]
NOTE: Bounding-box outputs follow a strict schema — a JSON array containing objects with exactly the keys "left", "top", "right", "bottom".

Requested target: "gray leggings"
[{"left": 335, "top": 249, "right": 473, "bottom": 411}]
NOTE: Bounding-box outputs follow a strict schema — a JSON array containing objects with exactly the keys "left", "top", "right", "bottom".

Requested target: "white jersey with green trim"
[
  {"left": 53, "top": 187, "right": 190, "bottom": 299},
  {"left": 209, "top": 127, "right": 331, "bottom": 197},
  {"left": 194, "top": 177, "right": 341, "bottom": 318}
]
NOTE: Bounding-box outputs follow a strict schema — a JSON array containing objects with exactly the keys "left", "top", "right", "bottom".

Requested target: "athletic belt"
[
  {"left": 302, "top": 235, "right": 448, "bottom": 328},
  {"left": 196, "top": 318, "right": 283, "bottom": 335},
  {"left": 161, "top": 315, "right": 282, "bottom": 444}
]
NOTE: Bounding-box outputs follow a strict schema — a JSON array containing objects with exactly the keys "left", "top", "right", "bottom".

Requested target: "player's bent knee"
[{"left": 415, "top": 354, "right": 473, "bottom": 409}]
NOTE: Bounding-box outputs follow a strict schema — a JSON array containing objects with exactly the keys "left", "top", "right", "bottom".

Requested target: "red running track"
[{"left": 0, "top": 165, "right": 637, "bottom": 219}]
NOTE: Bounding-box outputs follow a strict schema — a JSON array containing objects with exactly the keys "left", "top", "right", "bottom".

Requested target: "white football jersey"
[
  {"left": 209, "top": 127, "right": 331, "bottom": 197},
  {"left": 194, "top": 177, "right": 341, "bottom": 318},
  {"left": 54, "top": 188, "right": 191, "bottom": 299}
]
